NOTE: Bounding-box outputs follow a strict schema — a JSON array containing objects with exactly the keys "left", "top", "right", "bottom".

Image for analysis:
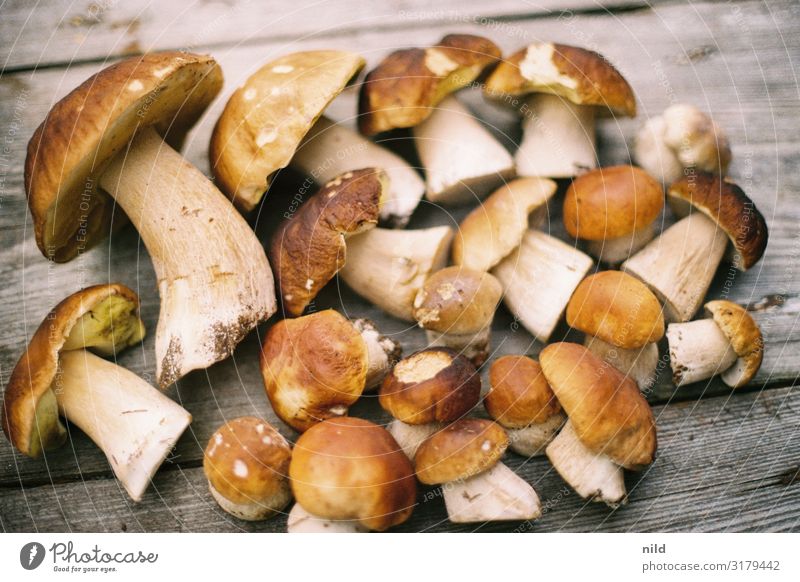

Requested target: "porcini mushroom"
[
  {"left": 339, "top": 225, "right": 454, "bottom": 321},
  {"left": 563, "top": 165, "right": 664, "bottom": 264},
  {"left": 25, "top": 52, "right": 276, "bottom": 388},
  {"left": 452, "top": 177, "right": 556, "bottom": 272},
  {"left": 541, "top": 342, "right": 657, "bottom": 507},
  {"left": 359, "top": 34, "right": 514, "bottom": 205},
  {"left": 203, "top": 417, "right": 292, "bottom": 521},
  {"left": 566, "top": 271, "right": 665, "bottom": 390},
  {"left": 484, "top": 42, "right": 636, "bottom": 178},
  {"left": 1, "top": 285, "right": 192, "bottom": 502},
  {"left": 413, "top": 267, "right": 503, "bottom": 365},
  {"left": 289, "top": 417, "right": 417, "bottom": 532},
  {"left": 269, "top": 168, "right": 387, "bottom": 317},
  {"left": 667, "top": 300, "right": 763, "bottom": 388},
  {"left": 211, "top": 50, "right": 365, "bottom": 212},
  {"left": 291, "top": 116, "right": 425, "bottom": 227},
  {"left": 622, "top": 173, "right": 768, "bottom": 322},
  {"left": 260, "top": 309, "right": 400, "bottom": 432},
  {"left": 484, "top": 355, "right": 565, "bottom": 456},
  {"left": 636, "top": 103, "right": 732, "bottom": 185},
  {"left": 415, "top": 419, "right": 541, "bottom": 523},
  {"left": 381, "top": 348, "right": 481, "bottom": 459}
]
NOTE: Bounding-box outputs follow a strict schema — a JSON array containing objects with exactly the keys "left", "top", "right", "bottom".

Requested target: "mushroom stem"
[
  {"left": 507, "top": 412, "right": 566, "bottom": 457},
  {"left": 339, "top": 226, "right": 454, "bottom": 321},
  {"left": 622, "top": 212, "right": 728, "bottom": 323},
  {"left": 208, "top": 483, "right": 291, "bottom": 522},
  {"left": 55, "top": 349, "right": 191, "bottom": 502},
  {"left": 287, "top": 503, "right": 367, "bottom": 533},
  {"left": 413, "top": 96, "right": 515, "bottom": 205},
  {"left": 545, "top": 421, "right": 626, "bottom": 508},
  {"left": 424, "top": 326, "right": 491, "bottom": 365},
  {"left": 666, "top": 319, "right": 737, "bottom": 387},
  {"left": 353, "top": 319, "right": 402, "bottom": 391},
  {"left": 493, "top": 230, "right": 594, "bottom": 342},
  {"left": 386, "top": 419, "right": 443, "bottom": 460},
  {"left": 584, "top": 336, "right": 660, "bottom": 391},
  {"left": 516, "top": 94, "right": 596, "bottom": 178},
  {"left": 443, "top": 462, "right": 542, "bottom": 523},
  {"left": 584, "top": 223, "right": 656, "bottom": 266},
  {"left": 99, "top": 127, "right": 275, "bottom": 387}
]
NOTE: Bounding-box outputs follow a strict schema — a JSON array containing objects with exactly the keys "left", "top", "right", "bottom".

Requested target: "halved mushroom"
[
  {"left": 25, "top": 52, "right": 276, "bottom": 388},
  {"left": 1, "top": 285, "right": 191, "bottom": 502}
]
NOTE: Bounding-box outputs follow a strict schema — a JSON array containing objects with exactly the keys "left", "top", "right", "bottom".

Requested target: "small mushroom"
[
  {"left": 269, "top": 168, "right": 387, "bottom": 317},
  {"left": 211, "top": 50, "right": 365, "bottom": 212},
  {"left": 622, "top": 173, "right": 768, "bottom": 322},
  {"left": 452, "top": 177, "right": 557, "bottom": 272},
  {"left": 288, "top": 417, "right": 417, "bottom": 532},
  {"left": 339, "top": 225, "right": 454, "bottom": 321},
  {"left": 1, "top": 285, "right": 191, "bottom": 502},
  {"left": 563, "top": 166, "right": 665, "bottom": 264},
  {"left": 484, "top": 355, "right": 566, "bottom": 456},
  {"left": 260, "top": 309, "right": 401, "bottom": 432},
  {"left": 291, "top": 116, "right": 425, "bottom": 228},
  {"left": 667, "top": 300, "right": 763, "bottom": 388},
  {"left": 484, "top": 42, "right": 636, "bottom": 178},
  {"left": 25, "top": 52, "right": 276, "bottom": 387},
  {"left": 566, "top": 271, "right": 665, "bottom": 390},
  {"left": 415, "top": 419, "right": 541, "bottom": 523},
  {"left": 360, "top": 34, "right": 513, "bottom": 205},
  {"left": 541, "top": 343, "right": 657, "bottom": 507},
  {"left": 203, "top": 417, "right": 292, "bottom": 521},
  {"left": 635, "top": 103, "right": 732, "bottom": 185},
  {"left": 380, "top": 348, "right": 481, "bottom": 459},
  {"left": 413, "top": 267, "right": 503, "bottom": 365}
]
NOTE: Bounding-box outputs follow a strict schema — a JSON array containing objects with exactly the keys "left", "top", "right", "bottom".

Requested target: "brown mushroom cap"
[
  {"left": 563, "top": 166, "right": 664, "bottom": 240},
  {"left": 25, "top": 52, "right": 222, "bottom": 263},
  {"left": 379, "top": 348, "right": 481, "bottom": 425},
  {"left": 413, "top": 267, "right": 503, "bottom": 334},
  {"left": 211, "top": 50, "right": 365, "bottom": 212},
  {"left": 358, "top": 34, "right": 501, "bottom": 135},
  {"left": 704, "top": 300, "right": 763, "bottom": 388},
  {"left": 567, "top": 271, "right": 665, "bottom": 349},
  {"left": 1, "top": 284, "right": 146, "bottom": 458},
  {"left": 415, "top": 418, "right": 508, "bottom": 484},
  {"left": 289, "top": 417, "right": 417, "bottom": 531},
  {"left": 269, "top": 168, "right": 387, "bottom": 317},
  {"left": 203, "top": 417, "right": 292, "bottom": 514},
  {"left": 484, "top": 42, "right": 636, "bottom": 117},
  {"left": 667, "top": 173, "right": 768, "bottom": 271},
  {"left": 484, "top": 355, "right": 561, "bottom": 429},
  {"left": 539, "top": 342, "right": 656, "bottom": 470}
]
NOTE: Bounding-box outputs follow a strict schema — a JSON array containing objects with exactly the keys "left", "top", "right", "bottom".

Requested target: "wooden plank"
[{"left": 2, "top": 384, "right": 797, "bottom": 532}]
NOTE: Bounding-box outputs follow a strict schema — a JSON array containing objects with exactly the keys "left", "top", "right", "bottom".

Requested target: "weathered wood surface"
[{"left": 1, "top": 0, "right": 799, "bottom": 531}]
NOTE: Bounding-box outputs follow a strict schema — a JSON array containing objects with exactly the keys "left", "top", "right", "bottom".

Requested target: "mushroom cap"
[
  {"left": 379, "top": 348, "right": 481, "bottom": 425},
  {"left": 704, "top": 300, "right": 763, "bottom": 388},
  {"left": 260, "top": 309, "right": 370, "bottom": 432},
  {"left": 203, "top": 417, "right": 292, "bottom": 514},
  {"left": 415, "top": 418, "right": 508, "bottom": 484},
  {"left": 25, "top": 52, "right": 222, "bottom": 263},
  {"left": 667, "top": 173, "right": 768, "bottom": 271},
  {"left": 269, "top": 168, "right": 387, "bottom": 317},
  {"left": 484, "top": 42, "right": 636, "bottom": 117},
  {"left": 539, "top": 342, "right": 656, "bottom": 470},
  {"left": 452, "top": 177, "right": 557, "bottom": 272},
  {"left": 567, "top": 271, "right": 665, "bottom": 349},
  {"left": 211, "top": 50, "right": 364, "bottom": 212},
  {"left": 484, "top": 355, "right": 562, "bottom": 429},
  {"left": 413, "top": 266, "right": 503, "bottom": 334},
  {"left": 289, "top": 417, "right": 417, "bottom": 531},
  {"left": 1, "top": 284, "right": 146, "bottom": 458},
  {"left": 358, "top": 34, "right": 501, "bottom": 135},
  {"left": 563, "top": 165, "right": 664, "bottom": 240}
]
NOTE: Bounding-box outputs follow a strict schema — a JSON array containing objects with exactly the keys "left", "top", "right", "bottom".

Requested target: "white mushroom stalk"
[
  {"left": 507, "top": 413, "right": 567, "bottom": 457},
  {"left": 584, "top": 223, "right": 657, "bottom": 266},
  {"left": 386, "top": 419, "right": 443, "bottom": 460},
  {"left": 584, "top": 336, "right": 660, "bottom": 392},
  {"left": 287, "top": 503, "right": 368, "bottom": 533},
  {"left": 56, "top": 349, "right": 191, "bottom": 502},
  {"left": 667, "top": 319, "right": 738, "bottom": 386}
]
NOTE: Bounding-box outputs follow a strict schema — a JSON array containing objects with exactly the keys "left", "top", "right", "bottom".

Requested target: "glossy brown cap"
[
  {"left": 484, "top": 355, "right": 561, "bottom": 429},
  {"left": 704, "top": 300, "right": 763, "bottom": 388}
]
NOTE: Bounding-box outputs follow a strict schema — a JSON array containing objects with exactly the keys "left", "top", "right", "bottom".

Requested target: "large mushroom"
[
  {"left": 1, "top": 285, "right": 191, "bottom": 502},
  {"left": 359, "top": 34, "right": 514, "bottom": 205},
  {"left": 484, "top": 42, "right": 636, "bottom": 178},
  {"left": 25, "top": 52, "right": 276, "bottom": 388}
]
